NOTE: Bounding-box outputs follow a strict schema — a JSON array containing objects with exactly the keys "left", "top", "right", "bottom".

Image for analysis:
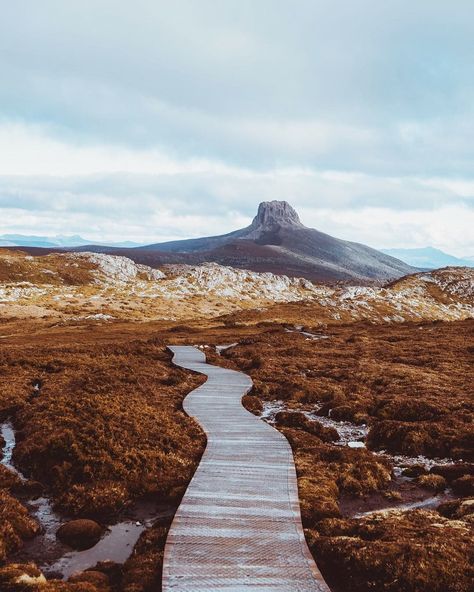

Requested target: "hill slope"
[
  {"left": 138, "top": 201, "right": 415, "bottom": 282},
  {"left": 0, "top": 250, "right": 471, "bottom": 324}
]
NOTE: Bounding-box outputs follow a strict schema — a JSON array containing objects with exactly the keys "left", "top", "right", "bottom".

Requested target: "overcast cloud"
[{"left": 0, "top": 0, "right": 473, "bottom": 255}]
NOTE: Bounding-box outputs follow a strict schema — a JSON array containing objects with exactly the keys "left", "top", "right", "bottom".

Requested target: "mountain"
[
  {"left": 0, "top": 234, "right": 143, "bottom": 248},
  {"left": 381, "top": 246, "right": 474, "bottom": 269},
  {"left": 137, "top": 201, "right": 416, "bottom": 282}
]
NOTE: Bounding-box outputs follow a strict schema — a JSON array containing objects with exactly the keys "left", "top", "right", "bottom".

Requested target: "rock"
[
  {"left": 0, "top": 563, "right": 46, "bottom": 591},
  {"left": 57, "top": 519, "right": 103, "bottom": 550},
  {"left": 251, "top": 200, "right": 303, "bottom": 231}
]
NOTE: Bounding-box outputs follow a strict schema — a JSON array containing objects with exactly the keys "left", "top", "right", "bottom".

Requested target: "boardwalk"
[{"left": 163, "top": 346, "right": 330, "bottom": 592}]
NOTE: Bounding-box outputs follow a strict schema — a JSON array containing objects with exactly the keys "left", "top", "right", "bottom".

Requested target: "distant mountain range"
[
  {"left": 0, "top": 234, "right": 143, "bottom": 249},
  {"left": 381, "top": 247, "right": 474, "bottom": 269}
]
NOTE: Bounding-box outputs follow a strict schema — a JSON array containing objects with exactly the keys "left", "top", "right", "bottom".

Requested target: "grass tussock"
[
  {"left": 225, "top": 320, "right": 474, "bottom": 460},
  {"left": 0, "top": 490, "right": 40, "bottom": 562},
  {"left": 0, "top": 337, "right": 205, "bottom": 519},
  {"left": 309, "top": 510, "right": 474, "bottom": 592},
  {"left": 224, "top": 319, "right": 474, "bottom": 592}
]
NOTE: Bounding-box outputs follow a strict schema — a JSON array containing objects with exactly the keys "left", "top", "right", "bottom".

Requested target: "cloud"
[
  {"left": 0, "top": 123, "right": 472, "bottom": 255},
  {"left": 0, "top": 1, "right": 473, "bottom": 255}
]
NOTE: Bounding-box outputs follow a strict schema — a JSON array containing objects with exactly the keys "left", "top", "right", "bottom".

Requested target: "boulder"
[{"left": 57, "top": 519, "right": 103, "bottom": 550}]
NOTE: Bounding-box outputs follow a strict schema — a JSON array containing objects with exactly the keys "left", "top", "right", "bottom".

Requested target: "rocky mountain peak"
[{"left": 251, "top": 201, "right": 304, "bottom": 230}]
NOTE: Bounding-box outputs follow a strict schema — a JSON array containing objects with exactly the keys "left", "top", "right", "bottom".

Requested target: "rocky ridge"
[{"left": 0, "top": 250, "right": 472, "bottom": 323}]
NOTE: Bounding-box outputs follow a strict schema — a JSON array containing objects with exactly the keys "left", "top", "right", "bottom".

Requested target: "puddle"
[
  {"left": 260, "top": 401, "right": 368, "bottom": 447},
  {"left": 260, "top": 402, "right": 461, "bottom": 470},
  {"left": 46, "top": 502, "right": 173, "bottom": 579},
  {"left": 285, "top": 327, "right": 329, "bottom": 340},
  {"left": 306, "top": 409, "right": 368, "bottom": 447},
  {"left": 260, "top": 401, "right": 463, "bottom": 520},
  {"left": 2, "top": 420, "right": 172, "bottom": 579},
  {"left": 49, "top": 522, "right": 145, "bottom": 578},
  {"left": 215, "top": 343, "right": 238, "bottom": 355},
  {"left": 260, "top": 400, "right": 286, "bottom": 421},
  {"left": 1, "top": 420, "right": 25, "bottom": 479},
  {"left": 353, "top": 491, "right": 454, "bottom": 518},
  {"left": 375, "top": 451, "right": 459, "bottom": 477}
]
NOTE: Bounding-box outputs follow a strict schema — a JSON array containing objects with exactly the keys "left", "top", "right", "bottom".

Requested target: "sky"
[{"left": 1, "top": 0, "right": 473, "bottom": 255}]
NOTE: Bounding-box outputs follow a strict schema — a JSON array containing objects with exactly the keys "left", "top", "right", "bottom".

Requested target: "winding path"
[{"left": 163, "top": 346, "right": 330, "bottom": 592}]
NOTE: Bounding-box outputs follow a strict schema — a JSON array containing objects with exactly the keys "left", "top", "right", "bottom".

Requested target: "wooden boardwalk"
[{"left": 163, "top": 346, "right": 330, "bottom": 592}]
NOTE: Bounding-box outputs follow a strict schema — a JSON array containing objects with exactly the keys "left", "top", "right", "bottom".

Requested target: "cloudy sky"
[{"left": 1, "top": 0, "right": 473, "bottom": 255}]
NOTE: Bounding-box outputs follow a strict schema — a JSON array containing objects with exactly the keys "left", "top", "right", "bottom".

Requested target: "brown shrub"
[
  {"left": 0, "top": 563, "right": 47, "bottom": 592},
  {"left": 367, "top": 421, "right": 445, "bottom": 457},
  {"left": 0, "top": 490, "right": 40, "bottom": 561},
  {"left": 241, "top": 394, "right": 263, "bottom": 415},
  {"left": 437, "top": 498, "right": 474, "bottom": 520},
  {"left": 68, "top": 571, "right": 111, "bottom": 591},
  {"left": 373, "top": 398, "right": 445, "bottom": 422},
  {"left": 121, "top": 520, "right": 171, "bottom": 592},
  {"left": 274, "top": 411, "right": 339, "bottom": 442},
  {"left": 430, "top": 464, "right": 474, "bottom": 482},
  {"left": 226, "top": 320, "right": 474, "bottom": 461},
  {"left": 452, "top": 475, "right": 474, "bottom": 497},
  {"left": 0, "top": 338, "right": 205, "bottom": 518},
  {"left": 310, "top": 510, "right": 474, "bottom": 592},
  {"left": 417, "top": 474, "right": 447, "bottom": 491}
]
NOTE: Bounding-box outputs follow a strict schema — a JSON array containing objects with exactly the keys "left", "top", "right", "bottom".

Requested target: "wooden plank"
[{"left": 163, "top": 345, "right": 330, "bottom": 592}]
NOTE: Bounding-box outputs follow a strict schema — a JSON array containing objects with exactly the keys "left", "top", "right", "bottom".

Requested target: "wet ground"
[
  {"left": 261, "top": 401, "right": 458, "bottom": 517},
  {"left": 2, "top": 419, "right": 173, "bottom": 579}
]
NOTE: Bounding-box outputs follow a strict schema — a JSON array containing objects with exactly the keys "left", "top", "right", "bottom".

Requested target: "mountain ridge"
[
  {"left": 382, "top": 246, "right": 474, "bottom": 269},
  {"left": 0, "top": 234, "right": 143, "bottom": 249}
]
